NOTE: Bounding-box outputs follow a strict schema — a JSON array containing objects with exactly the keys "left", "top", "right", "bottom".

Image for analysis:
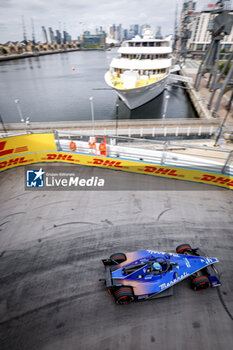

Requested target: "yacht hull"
[{"left": 105, "top": 72, "right": 168, "bottom": 110}]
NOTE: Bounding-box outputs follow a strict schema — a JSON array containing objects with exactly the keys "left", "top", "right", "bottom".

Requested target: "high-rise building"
[
  {"left": 130, "top": 24, "right": 139, "bottom": 36},
  {"left": 109, "top": 24, "right": 116, "bottom": 40},
  {"left": 55, "top": 30, "right": 62, "bottom": 44},
  {"left": 155, "top": 26, "right": 163, "bottom": 39},
  {"left": 116, "top": 24, "right": 122, "bottom": 41},
  {"left": 123, "top": 29, "right": 128, "bottom": 40},
  {"left": 186, "top": 4, "right": 233, "bottom": 53},
  {"left": 41, "top": 26, "right": 48, "bottom": 44},
  {"left": 134, "top": 24, "right": 139, "bottom": 36},
  {"left": 96, "top": 26, "right": 104, "bottom": 35},
  {"left": 177, "top": 0, "right": 196, "bottom": 56},
  {"left": 48, "top": 27, "right": 55, "bottom": 43},
  {"left": 140, "top": 24, "right": 151, "bottom": 36},
  {"left": 63, "top": 31, "right": 72, "bottom": 44},
  {"left": 128, "top": 29, "right": 135, "bottom": 40}
]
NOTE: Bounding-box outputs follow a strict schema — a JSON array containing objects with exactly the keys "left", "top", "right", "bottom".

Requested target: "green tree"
[{"left": 218, "top": 61, "right": 232, "bottom": 76}]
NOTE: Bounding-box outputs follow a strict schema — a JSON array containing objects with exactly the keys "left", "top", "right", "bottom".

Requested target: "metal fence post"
[
  {"left": 222, "top": 150, "right": 233, "bottom": 174},
  {"left": 161, "top": 141, "right": 169, "bottom": 165},
  {"left": 54, "top": 130, "right": 62, "bottom": 151}
]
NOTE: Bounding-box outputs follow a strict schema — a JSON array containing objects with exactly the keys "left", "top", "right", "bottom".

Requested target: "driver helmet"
[{"left": 153, "top": 262, "right": 162, "bottom": 271}]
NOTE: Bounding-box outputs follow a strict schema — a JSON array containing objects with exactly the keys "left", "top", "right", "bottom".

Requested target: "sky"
[{"left": 0, "top": 0, "right": 220, "bottom": 44}]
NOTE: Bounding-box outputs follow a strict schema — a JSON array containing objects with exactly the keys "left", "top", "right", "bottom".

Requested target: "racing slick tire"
[
  {"left": 191, "top": 276, "right": 210, "bottom": 291},
  {"left": 110, "top": 253, "right": 126, "bottom": 264},
  {"left": 113, "top": 287, "right": 134, "bottom": 305},
  {"left": 176, "top": 244, "right": 192, "bottom": 254}
]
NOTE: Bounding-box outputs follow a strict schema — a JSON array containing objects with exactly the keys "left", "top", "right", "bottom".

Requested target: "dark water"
[{"left": 0, "top": 49, "right": 197, "bottom": 123}]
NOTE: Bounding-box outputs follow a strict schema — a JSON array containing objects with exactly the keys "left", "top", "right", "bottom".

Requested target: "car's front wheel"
[
  {"left": 191, "top": 276, "right": 210, "bottom": 291},
  {"left": 114, "top": 287, "right": 134, "bottom": 305},
  {"left": 176, "top": 243, "right": 192, "bottom": 254}
]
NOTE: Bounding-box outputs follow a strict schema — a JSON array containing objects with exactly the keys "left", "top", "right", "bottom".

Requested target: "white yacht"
[{"left": 105, "top": 29, "right": 173, "bottom": 109}]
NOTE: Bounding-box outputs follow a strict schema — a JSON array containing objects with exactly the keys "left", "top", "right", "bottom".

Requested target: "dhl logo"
[
  {"left": 0, "top": 156, "right": 29, "bottom": 169},
  {"left": 0, "top": 140, "right": 28, "bottom": 158},
  {"left": 201, "top": 174, "right": 233, "bottom": 186},
  {"left": 46, "top": 153, "right": 76, "bottom": 162},
  {"left": 143, "top": 166, "right": 179, "bottom": 176},
  {"left": 92, "top": 158, "right": 123, "bottom": 168}
]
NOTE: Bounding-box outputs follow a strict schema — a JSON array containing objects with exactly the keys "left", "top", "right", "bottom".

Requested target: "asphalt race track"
[{"left": 0, "top": 164, "right": 233, "bottom": 350}]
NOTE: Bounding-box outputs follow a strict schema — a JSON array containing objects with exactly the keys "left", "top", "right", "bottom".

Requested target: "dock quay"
[
  {"left": 181, "top": 59, "right": 233, "bottom": 124},
  {"left": 0, "top": 47, "right": 105, "bottom": 62}
]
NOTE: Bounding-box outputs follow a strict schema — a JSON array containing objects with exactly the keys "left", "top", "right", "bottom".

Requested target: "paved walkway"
[{"left": 119, "top": 139, "right": 232, "bottom": 166}]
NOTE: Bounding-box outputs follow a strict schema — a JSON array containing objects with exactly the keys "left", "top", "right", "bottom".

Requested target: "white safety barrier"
[{"left": 58, "top": 138, "right": 233, "bottom": 176}]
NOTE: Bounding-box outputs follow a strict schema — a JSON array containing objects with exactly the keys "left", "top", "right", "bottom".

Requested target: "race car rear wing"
[
  {"left": 102, "top": 260, "right": 126, "bottom": 289},
  {"left": 104, "top": 265, "right": 113, "bottom": 288}
]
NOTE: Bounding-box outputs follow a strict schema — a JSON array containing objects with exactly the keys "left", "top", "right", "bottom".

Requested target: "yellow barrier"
[
  {"left": 0, "top": 150, "right": 232, "bottom": 190},
  {"left": 0, "top": 133, "right": 57, "bottom": 160}
]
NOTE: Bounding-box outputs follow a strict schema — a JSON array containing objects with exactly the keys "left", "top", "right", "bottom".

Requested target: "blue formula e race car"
[{"left": 101, "top": 244, "right": 221, "bottom": 305}]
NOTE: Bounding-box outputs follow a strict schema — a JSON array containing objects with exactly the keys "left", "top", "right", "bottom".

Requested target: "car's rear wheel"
[
  {"left": 176, "top": 243, "right": 192, "bottom": 254},
  {"left": 191, "top": 276, "right": 210, "bottom": 291},
  {"left": 114, "top": 287, "right": 134, "bottom": 305},
  {"left": 110, "top": 253, "right": 126, "bottom": 264}
]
